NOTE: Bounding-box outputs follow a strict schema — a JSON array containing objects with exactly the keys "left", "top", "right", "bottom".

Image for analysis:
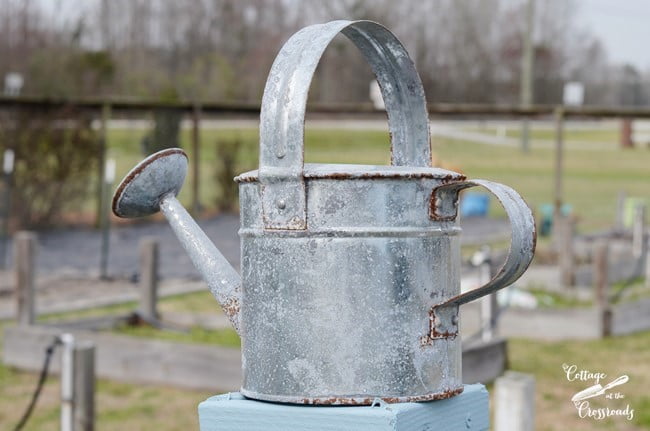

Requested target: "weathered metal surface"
[
  {"left": 429, "top": 180, "right": 537, "bottom": 307},
  {"left": 259, "top": 20, "right": 431, "bottom": 230},
  {"left": 112, "top": 148, "right": 187, "bottom": 218},
  {"left": 424, "top": 179, "right": 537, "bottom": 343},
  {"left": 112, "top": 19, "right": 535, "bottom": 405},
  {"left": 158, "top": 195, "right": 242, "bottom": 333},
  {"left": 237, "top": 163, "right": 465, "bottom": 183},
  {"left": 238, "top": 175, "right": 465, "bottom": 403}
]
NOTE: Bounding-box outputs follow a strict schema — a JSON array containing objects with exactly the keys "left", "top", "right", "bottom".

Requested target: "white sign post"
[
  {"left": 0, "top": 149, "right": 15, "bottom": 269},
  {"left": 99, "top": 159, "right": 116, "bottom": 279},
  {"left": 369, "top": 80, "right": 385, "bottom": 110},
  {"left": 563, "top": 82, "right": 584, "bottom": 106},
  {"left": 3, "top": 149, "right": 14, "bottom": 175},
  {"left": 4, "top": 73, "right": 24, "bottom": 96}
]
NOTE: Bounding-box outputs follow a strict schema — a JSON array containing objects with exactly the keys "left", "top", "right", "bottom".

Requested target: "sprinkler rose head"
[{"left": 112, "top": 148, "right": 188, "bottom": 218}]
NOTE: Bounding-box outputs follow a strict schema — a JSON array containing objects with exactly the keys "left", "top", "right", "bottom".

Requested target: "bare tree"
[{"left": 0, "top": 0, "right": 640, "bottom": 106}]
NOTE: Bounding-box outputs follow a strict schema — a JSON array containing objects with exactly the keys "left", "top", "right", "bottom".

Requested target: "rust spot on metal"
[
  {"left": 420, "top": 306, "right": 458, "bottom": 345},
  {"left": 316, "top": 171, "right": 466, "bottom": 181},
  {"left": 378, "top": 387, "right": 464, "bottom": 404},
  {"left": 428, "top": 329, "right": 458, "bottom": 339},
  {"left": 112, "top": 148, "right": 188, "bottom": 217},
  {"left": 222, "top": 297, "right": 240, "bottom": 319},
  {"left": 531, "top": 222, "right": 538, "bottom": 255},
  {"left": 429, "top": 187, "right": 458, "bottom": 221},
  {"left": 293, "top": 387, "right": 464, "bottom": 405},
  {"left": 428, "top": 180, "right": 473, "bottom": 221},
  {"left": 234, "top": 175, "right": 258, "bottom": 183},
  {"left": 236, "top": 170, "right": 466, "bottom": 183},
  {"left": 439, "top": 173, "right": 465, "bottom": 184}
]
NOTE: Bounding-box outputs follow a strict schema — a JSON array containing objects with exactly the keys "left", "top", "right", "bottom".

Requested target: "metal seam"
[{"left": 239, "top": 226, "right": 462, "bottom": 238}]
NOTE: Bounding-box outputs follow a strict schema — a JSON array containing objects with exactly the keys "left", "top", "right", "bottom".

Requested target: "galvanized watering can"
[{"left": 113, "top": 20, "right": 536, "bottom": 405}]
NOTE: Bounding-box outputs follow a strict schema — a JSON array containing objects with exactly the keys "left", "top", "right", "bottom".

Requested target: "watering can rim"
[{"left": 235, "top": 163, "right": 465, "bottom": 183}]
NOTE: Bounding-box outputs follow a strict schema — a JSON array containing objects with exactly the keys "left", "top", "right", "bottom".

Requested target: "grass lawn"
[
  {"left": 36, "top": 290, "right": 222, "bottom": 324},
  {"left": 106, "top": 125, "right": 649, "bottom": 234},
  {"left": 467, "top": 125, "right": 620, "bottom": 143},
  {"left": 432, "top": 133, "right": 648, "bottom": 232},
  {"left": 509, "top": 332, "right": 650, "bottom": 430}
]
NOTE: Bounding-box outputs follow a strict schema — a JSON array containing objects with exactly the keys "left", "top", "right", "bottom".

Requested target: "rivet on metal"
[{"left": 276, "top": 199, "right": 286, "bottom": 210}]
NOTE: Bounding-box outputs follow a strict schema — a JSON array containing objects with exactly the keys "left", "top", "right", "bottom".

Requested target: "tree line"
[{"left": 0, "top": 0, "right": 646, "bottom": 106}]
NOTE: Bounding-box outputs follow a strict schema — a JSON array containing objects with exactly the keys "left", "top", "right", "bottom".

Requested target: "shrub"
[
  {"left": 0, "top": 107, "right": 101, "bottom": 229},
  {"left": 141, "top": 87, "right": 183, "bottom": 155},
  {"left": 214, "top": 137, "right": 255, "bottom": 212},
  {"left": 141, "top": 108, "right": 183, "bottom": 155}
]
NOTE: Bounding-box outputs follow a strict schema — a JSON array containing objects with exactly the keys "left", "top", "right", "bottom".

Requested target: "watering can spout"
[{"left": 112, "top": 149, "right": 242, "bottom": 334}]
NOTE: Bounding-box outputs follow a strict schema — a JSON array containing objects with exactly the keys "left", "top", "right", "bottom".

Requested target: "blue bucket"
[{"left": 460, "top": 193, "right": 489, "bottom": 217}]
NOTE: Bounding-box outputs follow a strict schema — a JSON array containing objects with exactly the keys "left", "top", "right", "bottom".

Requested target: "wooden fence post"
[
  {"left": 191, "top": 104, "right": 202, "bottom": 215},
  {"left": 553, "top": 105, "right": 564, "bottom": 229},
  {"left": 74, "top": 342, "right": 95, "bottom": 431},
  {"left": 620, "top": 119, "right": 634, "bottom": 149},
  {"left": 558, "top": 216, "right": 575, "bottom": 287},
  {"left": 95, "top": 103, "right": 111, "bottom": 227},
  {"left": 99, "top": 159, "right": 115, "bottom": 280},
  {"left": 615, "top": 190, "right": 627, "bottom": 231},
  {"left": 593, "top": 242, "right": 611, "bottom": 337},
  {"left": 15, "top": 231, "right": 36, "bottom": 325},
  {"left": 632, "top": 204, "right": 646, "bottom": 260},
  {"left": 494, "top": 371, "right": 535, "bottom": 431},
  {"left": 645, "top": 237, "right": 650, "bottom": 289},
  {"left": 139, "top": 237, "right": 159, "bottom": 322}
]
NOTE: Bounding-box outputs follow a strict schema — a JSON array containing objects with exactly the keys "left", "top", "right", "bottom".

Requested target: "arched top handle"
[{"left": 259, "top": 20, "right": 431, "bottom": 230}]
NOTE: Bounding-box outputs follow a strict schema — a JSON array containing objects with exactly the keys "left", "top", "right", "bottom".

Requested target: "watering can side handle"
[
  {"left": 432, "top": 179, "right": 537, "bottom": 308},
  {"left": 423, "top": 179, "right": 535, "bottom": 342}
]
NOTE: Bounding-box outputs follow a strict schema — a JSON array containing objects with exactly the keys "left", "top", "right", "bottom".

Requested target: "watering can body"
[
  {"left": 237, "top": 166, "right": 468, "bottom": 404},
  {"left": 113, "top": 20, "right": 535, "bottom": 405}
]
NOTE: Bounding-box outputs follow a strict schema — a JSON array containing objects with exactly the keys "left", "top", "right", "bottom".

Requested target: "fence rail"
[{"left": 3, "top": 95, "right": 650, "bottom": 118}]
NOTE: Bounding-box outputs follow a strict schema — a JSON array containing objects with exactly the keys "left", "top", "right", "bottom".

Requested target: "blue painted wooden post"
[{"left": 198, "top": 384, "right": 489, "bottom": 431}]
